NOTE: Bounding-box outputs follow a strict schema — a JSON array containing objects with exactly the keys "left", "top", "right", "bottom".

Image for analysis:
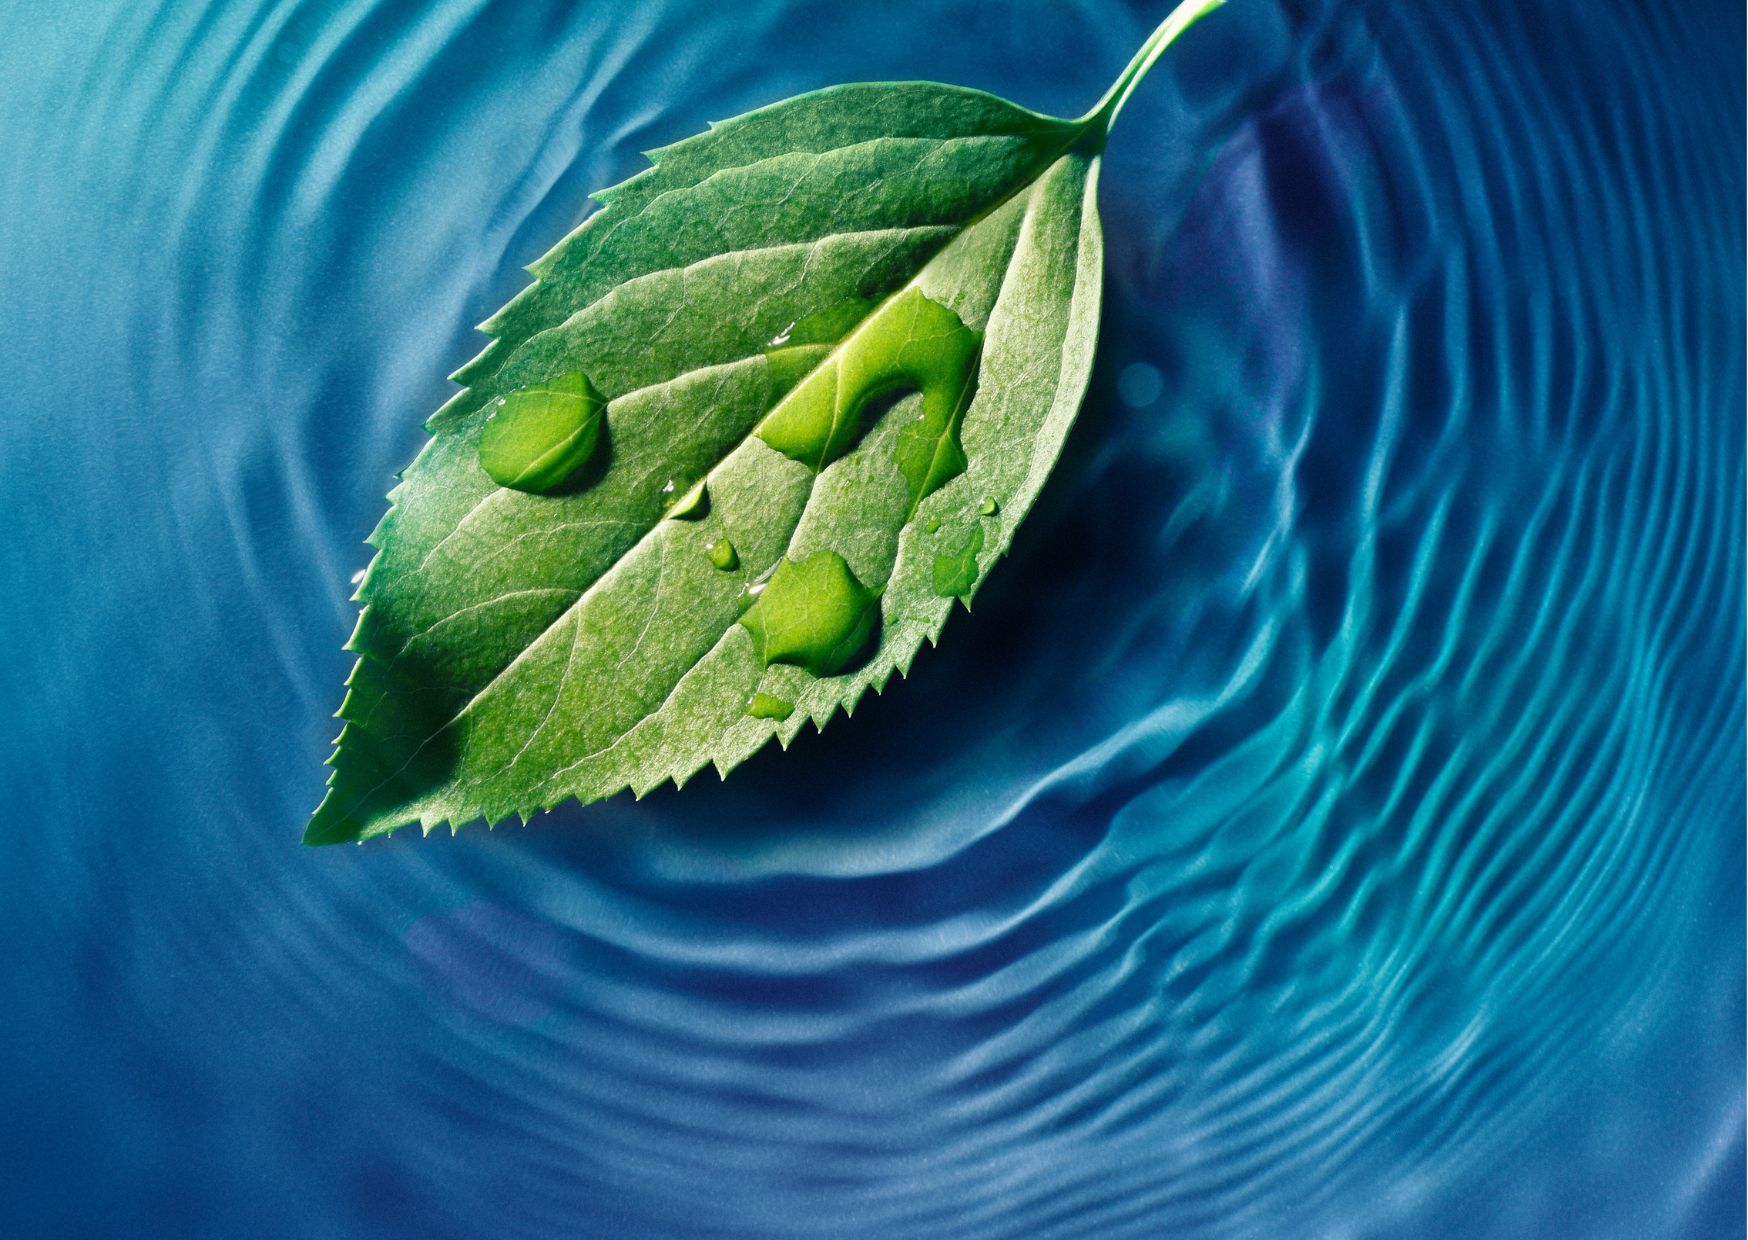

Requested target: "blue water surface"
[{"left": 1, "top": 1, "right": 1742, "bottom": 1236}]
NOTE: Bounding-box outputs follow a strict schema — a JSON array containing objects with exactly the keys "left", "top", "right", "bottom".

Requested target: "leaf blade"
[{"left": 309, "top": 0, "right": 1222, "bottom": 843}]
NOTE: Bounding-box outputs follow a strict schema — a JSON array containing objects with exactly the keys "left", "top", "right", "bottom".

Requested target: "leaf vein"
[{"left": 394, "top": 587, "right": 583, "bottom": 657}]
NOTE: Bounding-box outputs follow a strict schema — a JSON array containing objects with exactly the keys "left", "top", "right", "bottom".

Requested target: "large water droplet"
[
  {"left": 704, "top": 537, "right": 738, "bottom": 571},
  {"left": 932, "top": 524, "right": 985, "bottom": 599},
  {"left": 761, "top": 297, "right": 875, "bottom": 398},
  {"left": 746, "top": 693, "right": 794, "bottom": 722},
  {"left": 477, "top": 371, "right": 606, "bottom": 493},
  {"left": 786, "top": 298, "right": 876, "bottom": 348},
  {"left": 763, "top": 342, "right": 831, "bottom": 398},
  {"left": 758, "top": 289, "right": 980, "bottom": 497},
  {"left": 737, "top": 551, "right": 877, "bottom": 677}
]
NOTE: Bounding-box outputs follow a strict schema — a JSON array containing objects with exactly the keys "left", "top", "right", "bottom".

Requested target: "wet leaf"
[{"left": 307, "top": 0, "right": 1224, "bottom": 842}]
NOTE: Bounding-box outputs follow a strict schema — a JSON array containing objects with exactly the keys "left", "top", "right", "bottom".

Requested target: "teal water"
[{"left": 0, "top": 1, "right": 1741, "bottom": 1236}]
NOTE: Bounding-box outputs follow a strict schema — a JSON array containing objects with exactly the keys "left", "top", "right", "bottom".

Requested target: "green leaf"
[{"left": 307, "top": 0, "right": 1225, "bottom": 844}]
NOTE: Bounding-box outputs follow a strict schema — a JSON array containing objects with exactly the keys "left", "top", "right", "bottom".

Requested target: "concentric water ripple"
[{"left": 0, "top": 0, "right": 1739, "bottom": 1236}]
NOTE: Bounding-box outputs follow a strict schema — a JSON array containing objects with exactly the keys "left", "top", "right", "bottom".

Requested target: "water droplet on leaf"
[
  {"left": 665, "top": 478, "right": 707, "bottom": 518},
  {"left": 978, "top": 497, "right": 999, "bottom": 516},
  {"left": 738, "top": 551, "right": 877, "bottom": 676},
  {"left": 763, "top": 342, "right": 831, "bottom": 398},
  {"left": 786, "top": 298, "right": 876, "bottom": 347},
  {"left": 735, "top": 575, "right": 769, "bottom": 611},
  {"left": 746, "top": 693, "right": 794, "bottom": 722},
  {"left": 704, "top": 537, "right": 739, "bottom": 571},
  {"left": 477, "top": 371, "right": 605, "bottom": 493},
  {"left": 761, "top": 296, "right": 875, "bottom": 398},
  {"left": 758, "top": 289, "right": 979, "bottom": 503}
]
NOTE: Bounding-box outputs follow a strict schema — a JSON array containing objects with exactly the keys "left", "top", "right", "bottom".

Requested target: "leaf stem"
[{"left": 1079, "top": 0, "right": 1225, "bottom": 140}]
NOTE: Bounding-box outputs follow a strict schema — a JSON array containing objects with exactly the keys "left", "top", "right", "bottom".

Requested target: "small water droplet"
[
  {"left": 704, "top": 537, "right": 739, "bottom": 571},
  {"left": 665, "top": 478, "right": 707, "bottom": 519},
  {"left": 746, "top": 693, "right": 794, "bottom": 722},
  {"left": 478, "top": 371, "right": 605, "bottom": 493},
  {"left": 735, "top": 562, "right": 779, "bottom": 610},
  {"left": 978, "top": 497, "right": 999, "bottom": 516},
  {"left": 766, "top": 322, "right": 796, "bottom": 348},
  {"left": 660, "top": 478, "right": 676, "bottom": 495},
  {"left": 925, "top": 516, "right": 941, "bottom": 533},
  {"left": 738, "top": 551, "right": 876, "bottom": 676}
]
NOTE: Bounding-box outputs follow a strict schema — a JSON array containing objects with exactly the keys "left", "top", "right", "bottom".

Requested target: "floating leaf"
[{"left": 307, "top": 0, "right": 1224, "bottom": 843}]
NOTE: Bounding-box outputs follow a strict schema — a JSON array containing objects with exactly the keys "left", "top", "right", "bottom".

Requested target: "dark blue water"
[{"left": 2, "top": 1, "right": 1741, "bottom": 1236}]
